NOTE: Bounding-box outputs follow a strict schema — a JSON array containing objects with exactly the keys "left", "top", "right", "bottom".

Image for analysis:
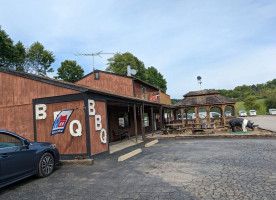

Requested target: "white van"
[{"left": 269, "top": 109, "right": 276, "bottom": 115}]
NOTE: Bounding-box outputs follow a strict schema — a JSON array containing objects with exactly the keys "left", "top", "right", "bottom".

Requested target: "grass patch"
[{"left": 236, "top": 99, "right": 267, "bottom": 115}]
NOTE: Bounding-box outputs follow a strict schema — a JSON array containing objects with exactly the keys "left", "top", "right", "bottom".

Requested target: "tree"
[
  {"left": 146, "top": 66, "right": 167, "bottom": 91},
  {"left": 106, "top": 52, "right": 147, "bottom": 80},
  {"left": 26, "top": 42, "right": 55, "bottom": 76},
  {"left": 55, "top": 60, "right": 84, "bottom": 82},
  {"left": 12, "top": 41, "right": 26, "bottom": 71},
  {"left": 244, "top": 96, "right": 260, "bottom": 111},
  {"left": 0, "top": 26, "right": 15, "bottom": 68},
  {"left": 265, "top": 90, "right": 276, "bottom": 110},
  {"left": 106, "top": 52, "right": 167, "bottom": 91}
]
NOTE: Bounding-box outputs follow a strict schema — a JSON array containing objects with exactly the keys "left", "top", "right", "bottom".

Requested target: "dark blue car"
[{"left": 0, "top": 129, "right": 60, "bottom": 188}]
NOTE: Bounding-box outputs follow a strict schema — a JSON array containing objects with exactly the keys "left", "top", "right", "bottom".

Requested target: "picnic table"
[{"left": 165, "top": 123, "right": 187, "bottom": 134}]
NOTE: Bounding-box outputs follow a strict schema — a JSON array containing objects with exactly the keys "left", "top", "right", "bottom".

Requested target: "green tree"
[
  {"left": 26, "top": 42, "right": 55, "bottom": 76},
  {"left": 106, "top": 52, "right": 147, "bottom": 80},
  {"left": 265, "top": 90, "right": 276, "bottom": 110},
  {"left": 146, "top": 66, "right": 167, "bottom": 91},
  {"left": 12, "top": 41, "right": 26, "bottom": 71},
  {"left": 106, "top": 52, "right": 167, "bottom": 91},
  {"left": 0, "top": 26, "right": 15, "bottom": 68},
  {"left": 55, "top": 60, "right": 84, "bottom": 82},
  {"left": 244, "top": 96, "right": 260, "bottom": 111}
]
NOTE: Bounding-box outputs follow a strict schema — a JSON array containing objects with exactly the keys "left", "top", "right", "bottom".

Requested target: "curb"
[
  {"left": 145, "top": 139, "right": 159, "bottom": 147},
  {"left": 145, "top": 134, "right": 276, "bottom": 140},
  {"left": 60, "top": 159, "right": 94, "bottom": 166},
  {"left": 118, "top": 148, "right": 142, "bottom": 162}
]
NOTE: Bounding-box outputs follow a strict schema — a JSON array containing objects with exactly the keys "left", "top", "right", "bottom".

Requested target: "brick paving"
[{"left": 1, "top": 138, "right": 275, "bottom": 200}]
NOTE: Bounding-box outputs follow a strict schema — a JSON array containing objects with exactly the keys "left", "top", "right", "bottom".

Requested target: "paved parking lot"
[
  {"left": 245, "top": 115, "right": 276, "bottom": 132},
  {"left": 1, "top": 138, "right": 275, "bottom": 200}
]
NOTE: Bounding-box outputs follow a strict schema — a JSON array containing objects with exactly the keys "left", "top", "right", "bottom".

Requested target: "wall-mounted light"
[{"left": 94, "top": 71, "right": 100, "bottom": 80}]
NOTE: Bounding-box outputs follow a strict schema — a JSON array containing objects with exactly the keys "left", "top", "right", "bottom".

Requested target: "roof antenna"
[
  {"left": 76, "top": 51, "right": 114, "bottom": 72},
  {"left": 197, "top": 76, "right": 202, "bottom": 90}
]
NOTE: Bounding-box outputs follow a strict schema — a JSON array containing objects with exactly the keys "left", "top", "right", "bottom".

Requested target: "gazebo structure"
[{"left": 173, "top": 89, "right": 236, "bottom": 129}]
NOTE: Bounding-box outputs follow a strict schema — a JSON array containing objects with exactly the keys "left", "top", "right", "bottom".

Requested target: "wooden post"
[
  {"left": 151, "top": 106, "right": 154, "bottom": 132},
  {"left": 221, "top": 105, "right": 226, "bottom": 126},
  {"left": 194, "top": 107, "right": 199, "bottom": 126},
  {"left": 133, "top": 104, "right": 138, "bottom": 143},
  {"left": 160, "top": 106, "right": 163, "bottom": 128},
  {"left": 206, "top": 106, "right": 211, "bottom": 124},
  {"left": 140, "top": 105, "right": 145, "bottom": 140},
  {"left": 180, "top": 108, "right": 184, "bottom": 127}
]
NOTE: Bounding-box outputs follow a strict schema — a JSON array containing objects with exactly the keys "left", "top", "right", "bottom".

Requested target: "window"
[
  {"left": 141, "top": 87, "right": 146, "bottom": 93},
  {"left": 118, "top": 112, "right": 130, "bottom": 128},
  {"left": 0, "top": 133, "right": 23, "bottom": 148},
  {"left": 143, "top": 113, "right": 149, "bottom": 127},
  {"left": 94, "top": 71, "right": 100, "bottom": 80}
]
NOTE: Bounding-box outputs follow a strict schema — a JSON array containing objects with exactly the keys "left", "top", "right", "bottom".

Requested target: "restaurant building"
[{"left": 0, "top": 67, "right": 171, "bottom": 159}]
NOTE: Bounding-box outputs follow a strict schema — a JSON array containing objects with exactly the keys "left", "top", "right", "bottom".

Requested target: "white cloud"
[{"left": 1, "top": 0, "right": 276, "bottom": 98}]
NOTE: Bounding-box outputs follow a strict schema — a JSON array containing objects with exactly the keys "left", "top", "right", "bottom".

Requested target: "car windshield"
[{"left": 270, "top": 109, "right": 276, "bottom": 111}]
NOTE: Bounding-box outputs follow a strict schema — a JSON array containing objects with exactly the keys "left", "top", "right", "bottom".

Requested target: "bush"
[
  {"left": 244, "top": 96, "right": 260, "bottom": 111},
  {"left": 265, "top": 90, "right": 276, "bottom": 110}
]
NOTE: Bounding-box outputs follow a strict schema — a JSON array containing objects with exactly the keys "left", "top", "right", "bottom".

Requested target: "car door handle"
[{"left": 0, "top": 153, "right": 11, "bottom": 158}]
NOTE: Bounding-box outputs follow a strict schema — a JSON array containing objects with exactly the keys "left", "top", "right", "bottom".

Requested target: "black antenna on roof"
[{"left": 76, "top": 51, "right": 114, "bottom": 72}]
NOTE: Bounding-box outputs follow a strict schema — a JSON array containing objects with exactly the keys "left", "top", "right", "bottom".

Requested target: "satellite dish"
[{"left": 127, "top": 65, "right": 137, "bottom": 76}]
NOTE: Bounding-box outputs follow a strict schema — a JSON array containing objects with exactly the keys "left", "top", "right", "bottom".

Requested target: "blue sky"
[{"left": 1, "top": 0, "right": 276, "bottom": 99}]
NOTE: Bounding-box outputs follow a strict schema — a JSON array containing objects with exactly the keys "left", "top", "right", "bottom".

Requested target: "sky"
[{"left": 1, "top": 0, "right": 276, "bottom": 99}]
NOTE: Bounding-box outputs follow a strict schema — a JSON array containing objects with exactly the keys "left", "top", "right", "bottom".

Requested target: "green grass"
[{"left": 236, "top": 99, "right": 267, "bottom": 115}]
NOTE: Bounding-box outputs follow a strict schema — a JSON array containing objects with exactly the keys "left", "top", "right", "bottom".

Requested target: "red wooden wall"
[
  {"left": 0, "top": 72, "right": 80, "bottom": 140},
  {"left": 36, "top": 100, "right": 87, "bottom": 155},
  {"left": 89, "top": 101, "right": 108, "bottom": 155},
  {"left": 76, "top": 72, "right": 134, "bottom": 97}
]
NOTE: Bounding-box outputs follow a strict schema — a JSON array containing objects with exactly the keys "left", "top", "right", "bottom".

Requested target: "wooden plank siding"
[
  {"left": 159, "top": 92, "right": 171, "bottom": 105},
  {"left": 134, "top": 81, "right": 157, "bottom": 97},
  {"left": 89, "top": 101, "right": 108, "bottom": 155},
  {"left": 76, "top": 72, "right": 134, "bottom": 97},
  {"left": 36, "top": 100, "right": 87, "bottom": 155},
  {"left": 0, "top": 72, "right": 81, "bottom": 140}
]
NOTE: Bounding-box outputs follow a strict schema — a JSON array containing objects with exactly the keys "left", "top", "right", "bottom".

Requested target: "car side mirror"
[{"left": 24, "top": 140, "right": 30, "bottom": 146}]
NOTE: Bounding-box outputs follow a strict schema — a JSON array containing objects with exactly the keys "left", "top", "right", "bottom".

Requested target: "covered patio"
[{"left": 170, "top": 90, "right": 236, "bottom": 133}]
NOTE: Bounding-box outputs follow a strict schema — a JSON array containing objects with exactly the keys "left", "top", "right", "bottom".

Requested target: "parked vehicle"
[
  {"left": 0, "top": 130, "right": 60, "bottom": 188},
  {"left": 239, "top": 110, "right": 247, "bottom": 117},
  {"left": 249, "top": 110, "right": 257, "bottom": 116},
  {"left": 269, "top": 109, "right": 276, "bottom": 115},
  {"left": 225, "top": 111, "right": 232, "bottom": 117},
  {"left": 210, "top": 112, "right": 221, "bottom": 118}
]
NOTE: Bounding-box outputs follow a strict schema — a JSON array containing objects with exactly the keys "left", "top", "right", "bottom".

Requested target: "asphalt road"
[
  {"left": 245, "top": 115, "right": 276, "bottom": 132},
  {"left": 1, "top": 139, "right": 275, "bottom": 200}
]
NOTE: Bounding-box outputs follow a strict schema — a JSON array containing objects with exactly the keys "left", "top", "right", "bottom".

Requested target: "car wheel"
[{"left": 37, "top": 152, "right": 54, "bottom": 177}]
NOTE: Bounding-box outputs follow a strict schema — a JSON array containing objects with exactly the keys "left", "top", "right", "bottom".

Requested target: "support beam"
[
  {"left": 160, "top": 106, "right": 163, "bottom": 128},
  {"left": 140, "top": 105, "right": 145, "bottom": 140},
  {"left": 133, "top": 104, "right": 138, "bottom": 143},
  {"left": 151, "top": 106, "right": 154, "bottom": 132},
  {"left": 221, "top": 105, "right": 226, "bottom": 126},
  {"left": 180, "top": 108, "right": 184, "bottom": 127}
]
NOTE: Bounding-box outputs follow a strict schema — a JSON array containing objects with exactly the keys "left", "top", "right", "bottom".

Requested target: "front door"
[{"left": 0, "top": 132, "right": 36, "bottom": 184}]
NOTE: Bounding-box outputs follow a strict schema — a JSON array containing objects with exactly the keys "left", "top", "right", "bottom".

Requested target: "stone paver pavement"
[{"left": 1, "top": 139, "right": 275, "bottom": 200}]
